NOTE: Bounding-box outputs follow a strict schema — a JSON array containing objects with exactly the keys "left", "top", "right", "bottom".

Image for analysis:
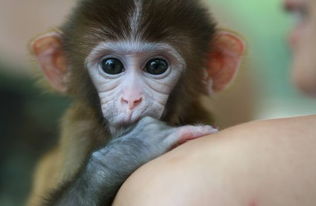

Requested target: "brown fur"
[{"left": 27, "top": 0, "right": 218, "bottom": 205}]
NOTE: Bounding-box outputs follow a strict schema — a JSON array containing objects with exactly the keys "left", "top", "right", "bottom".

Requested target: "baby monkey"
[{"left": 28, "top": 0, "right": 245, "bottom": 205}]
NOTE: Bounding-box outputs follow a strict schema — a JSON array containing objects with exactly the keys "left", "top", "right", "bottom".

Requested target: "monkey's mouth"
[
  {"left": 115, "top": 111, "right": 142, "bottom": 126},
  {"left": 123, "top": 112, "right": 138, "bottom": 123}
]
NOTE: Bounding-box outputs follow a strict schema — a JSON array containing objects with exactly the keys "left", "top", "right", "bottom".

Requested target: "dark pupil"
[
  {"left": 101, "top": 58, "right": 124, "bottom": 75},
  {"left": 145, "top": 59, "right": 168, "bottom": 75}
]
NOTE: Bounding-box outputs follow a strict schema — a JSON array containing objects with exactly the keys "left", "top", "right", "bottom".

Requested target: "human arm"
[{"left": 113, "top": 115, "right": 316, "bottom": 206}]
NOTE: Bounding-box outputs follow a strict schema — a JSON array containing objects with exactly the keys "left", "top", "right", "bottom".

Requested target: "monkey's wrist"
[{"left": 87, "top": 155, "right": 125, "bottom": 184}]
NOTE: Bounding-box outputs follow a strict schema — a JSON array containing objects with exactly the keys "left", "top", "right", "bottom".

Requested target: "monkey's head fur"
[{"left": 32, "top": 0, "right": 244, "bottom": 131}]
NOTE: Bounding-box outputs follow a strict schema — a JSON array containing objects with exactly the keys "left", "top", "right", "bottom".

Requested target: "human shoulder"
[
  {"left": 113, "top": 115, "right": 316, "bottom": 206},
  {"left": 219, "top": 114, "right": 316, "bottom": 140}
]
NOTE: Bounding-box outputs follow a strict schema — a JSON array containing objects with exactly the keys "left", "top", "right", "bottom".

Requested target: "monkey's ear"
[
  {"left": 31, "top": 32, "right": 68, "bottom": 93},
  {"left": 206, "top": 31, "right": 245, "bottom": 93}
]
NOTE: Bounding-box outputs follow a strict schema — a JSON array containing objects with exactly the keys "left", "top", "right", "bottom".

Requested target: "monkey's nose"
[{"left": 121, "top": 97, "right": 143, "bottom": 110}]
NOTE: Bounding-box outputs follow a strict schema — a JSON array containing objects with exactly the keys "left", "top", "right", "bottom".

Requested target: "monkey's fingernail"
[{"left": 205, "top": 126, "right": 219, "bottom": 133}]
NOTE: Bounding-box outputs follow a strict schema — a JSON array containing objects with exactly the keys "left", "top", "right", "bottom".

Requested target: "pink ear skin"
[
  {"left": 31, "top": 32, "right": 68, "bottom": 93},
  {"left": 206, "top": 31, "right": 246, "bottom": 93}
]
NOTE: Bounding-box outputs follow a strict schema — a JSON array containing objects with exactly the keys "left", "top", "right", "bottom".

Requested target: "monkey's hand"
[{"left": 47, "top": 117, "right": 217, "bottom": 206}]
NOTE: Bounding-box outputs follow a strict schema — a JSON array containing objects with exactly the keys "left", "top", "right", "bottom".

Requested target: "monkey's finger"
[{"left": 165, "top": 125, "right": 218, "bottom": 148}]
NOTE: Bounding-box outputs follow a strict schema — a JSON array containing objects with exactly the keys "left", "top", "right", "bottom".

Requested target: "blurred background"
[{"left": 1, "top": 0, "right": 316, "bottom": 205}]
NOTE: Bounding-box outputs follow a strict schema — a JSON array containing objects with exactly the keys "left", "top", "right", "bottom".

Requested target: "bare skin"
[
  {"left": 287, "top": 0, "right": 316, "bottom": 95},
  {"left": 114, "top": 116, "right": 316, "bottom": 206},
  {"left": 113, "top": 0, "right": 316, "bottom": 205}
]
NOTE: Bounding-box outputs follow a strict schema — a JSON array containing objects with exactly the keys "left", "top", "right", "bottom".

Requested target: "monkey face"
[
  {"left": 31, "top": 0, "right": 245, "bottom": 131},
  {"left": 85, "top": 41, "right": 185, "bottom": 127}
]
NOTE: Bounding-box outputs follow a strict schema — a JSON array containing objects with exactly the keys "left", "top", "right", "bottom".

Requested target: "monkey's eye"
[
  {"left": 101, "top": 58, "right": 124, "bottom": 75},
  {"left": 145, "top": 58, "right": 169, "bottom": 75}
]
